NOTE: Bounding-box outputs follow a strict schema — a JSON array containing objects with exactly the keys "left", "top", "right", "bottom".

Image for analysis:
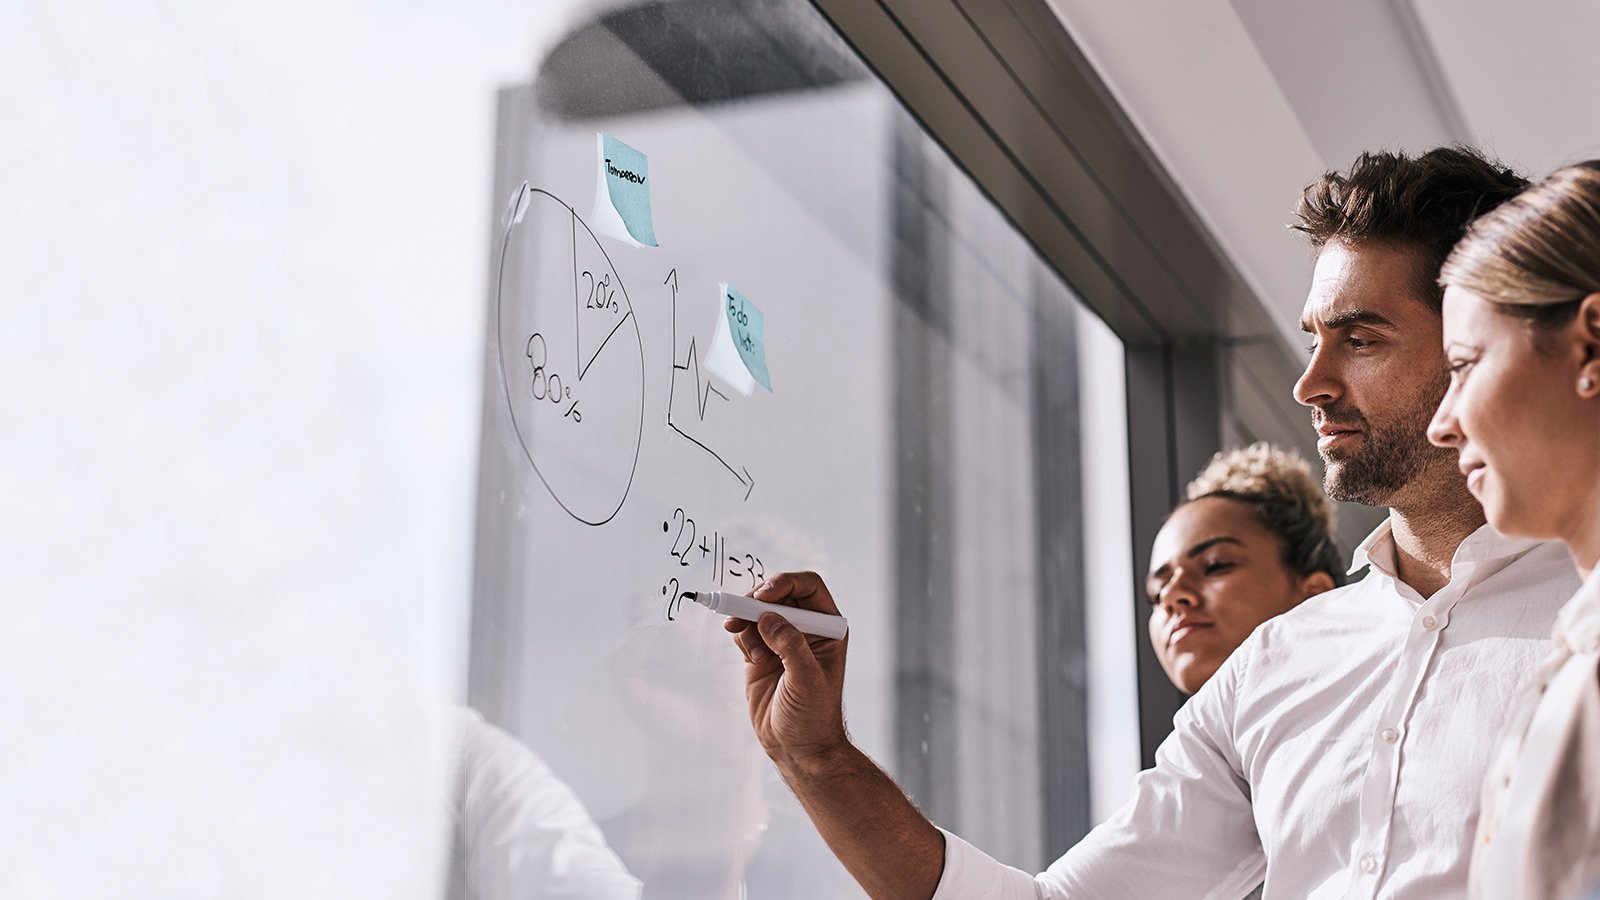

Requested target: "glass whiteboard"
[{"left": 465, "top": 1, "right": 1137, "bottom": 896}]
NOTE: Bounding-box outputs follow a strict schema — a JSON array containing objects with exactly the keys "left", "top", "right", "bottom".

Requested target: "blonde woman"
[{"left": 1427, "top": 160, "right": 1600, "bottom": 899}]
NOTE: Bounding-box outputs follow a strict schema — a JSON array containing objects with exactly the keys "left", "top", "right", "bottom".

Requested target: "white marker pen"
[{"left": 687, "top": 590, "right": 849, "bottom": 640}]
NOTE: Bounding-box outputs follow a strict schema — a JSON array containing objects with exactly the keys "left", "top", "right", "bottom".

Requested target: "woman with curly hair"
[{"left": 1146, "top": 442, "right": 1345, "bottom": 695}]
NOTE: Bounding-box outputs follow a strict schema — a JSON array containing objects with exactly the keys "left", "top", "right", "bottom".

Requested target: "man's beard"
[{"left": 1316, "top": 374, "right": 1457, "bottom": 506}]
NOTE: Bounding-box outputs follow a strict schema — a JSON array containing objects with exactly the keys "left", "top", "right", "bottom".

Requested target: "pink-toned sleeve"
[{"left": 1475, "top": 651, "right": 1600, "bottom": 899}]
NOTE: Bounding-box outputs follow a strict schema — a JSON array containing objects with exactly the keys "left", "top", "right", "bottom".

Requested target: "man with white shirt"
[{"left": 725, "top": 147, "right": 1582, "bottom": 898}]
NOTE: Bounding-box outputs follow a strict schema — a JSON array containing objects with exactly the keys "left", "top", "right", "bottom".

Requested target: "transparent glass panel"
[{"left": 467, "top": 0, "right": 1137, "bottom": 897}]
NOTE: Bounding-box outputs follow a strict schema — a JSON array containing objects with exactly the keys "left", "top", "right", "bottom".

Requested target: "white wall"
[
  {"left": 1044, "top": 0, "right": 1600, "bottom": 348},
  {"left": 1042, "top": 0, "right": 1325, "bottom": 351},
  {"left": 0, "top": 2, "right": 573, "bottom": 895}
]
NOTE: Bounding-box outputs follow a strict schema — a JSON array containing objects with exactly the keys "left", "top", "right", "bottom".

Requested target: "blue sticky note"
[
  {"left": 724, "top": 283, "right": 772, "bottom": 392},
  {"left": 600, "top": 133, "right": 658, "bottom": 247}
]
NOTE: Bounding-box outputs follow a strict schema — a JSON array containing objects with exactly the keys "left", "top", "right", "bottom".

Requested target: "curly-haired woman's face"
[{"left": 1146, "top": 497, "right": 1335, "bottom": 694}]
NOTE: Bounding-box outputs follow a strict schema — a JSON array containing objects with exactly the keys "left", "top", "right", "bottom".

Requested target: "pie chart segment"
[{"left": 496, "top": 187, "right": 645, "bottom": 526}]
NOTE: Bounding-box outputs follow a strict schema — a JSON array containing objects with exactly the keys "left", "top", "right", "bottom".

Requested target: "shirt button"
[
  {"left": 1381, "top": 728, "right": 1399, "bottom": 743},
  {"left": 1360, "top": 855, "right": 1378, "bottom": 874},
  {"left": 1422, "top": 615, "right": 1438, "bottom": 630}
]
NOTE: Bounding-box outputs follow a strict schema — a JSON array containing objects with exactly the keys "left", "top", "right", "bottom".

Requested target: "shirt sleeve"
[{"left": 930, "top": 650, "right": 1266, "bottom": 900}]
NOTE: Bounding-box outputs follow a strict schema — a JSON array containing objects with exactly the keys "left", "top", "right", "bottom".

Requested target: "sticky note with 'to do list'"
[{"left": 705, "top": 282, "right": 773, "bottom": 395}]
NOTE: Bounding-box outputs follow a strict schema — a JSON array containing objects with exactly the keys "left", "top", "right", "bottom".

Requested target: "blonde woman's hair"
[
  {"left": 1441, "top": 160, "right": 1600, "bottom": 331},
  {"left": 1183, "top": 442, "right": 1343, "bottom": 585}
]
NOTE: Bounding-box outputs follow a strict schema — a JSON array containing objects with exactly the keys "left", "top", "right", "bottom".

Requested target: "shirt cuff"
[{"left": 931, "top": 828, "right": 1042, "bottom": 900}]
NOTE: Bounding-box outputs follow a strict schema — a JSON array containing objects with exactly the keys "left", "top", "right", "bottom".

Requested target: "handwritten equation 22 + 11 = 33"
[{"left": 660, "top": 507, "right": 766, "bottom": 621}]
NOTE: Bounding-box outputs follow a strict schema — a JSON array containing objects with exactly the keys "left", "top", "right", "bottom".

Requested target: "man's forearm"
[{"left": 772, "top": 743, "right": 946, "bottom": 900}]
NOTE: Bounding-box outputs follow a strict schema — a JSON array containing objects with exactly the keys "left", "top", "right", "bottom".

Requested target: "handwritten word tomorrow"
[{"left": 605, "top": 159, "right": 646, "bottom": 184}]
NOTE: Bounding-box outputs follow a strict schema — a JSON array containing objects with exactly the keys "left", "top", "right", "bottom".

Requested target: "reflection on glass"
[{"left": 448, "top": 707, "right": 641, "bottom": 899}]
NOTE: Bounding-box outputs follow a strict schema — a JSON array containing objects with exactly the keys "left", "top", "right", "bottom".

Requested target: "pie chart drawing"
[{"left": 495, "top": 185, "right": 645, "bottom": 526}]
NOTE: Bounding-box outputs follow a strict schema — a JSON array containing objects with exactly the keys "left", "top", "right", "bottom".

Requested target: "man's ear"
[{"left": 1297, "top": 570, "right": 1336, "bottom": 600}]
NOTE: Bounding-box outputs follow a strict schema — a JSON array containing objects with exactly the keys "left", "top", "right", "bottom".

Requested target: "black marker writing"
[
  {"left": 605, "top": 158, "right": 646, "bottom": 185},
  {"left": 660, "top": 505, "right": 765, "bottom": 621},
  {"left": 524, "top": 332, "right": 582, "bottom": 422},
  {"left": 664, "top": 269, "right": 755, "bottom": 500},
  {"left": 493, "top": 186, "right": 644, "bottom": 528}
]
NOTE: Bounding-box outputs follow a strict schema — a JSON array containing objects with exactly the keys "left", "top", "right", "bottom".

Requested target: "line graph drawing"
[
  {"left": 663, "top": 268, "right": 755, "bottom": 500},
  {"left": 674, "top": 334, "right": 730, "bottom": 421},
  {"left": 495, "top": 183, "right": 646, "bottom": 526}
]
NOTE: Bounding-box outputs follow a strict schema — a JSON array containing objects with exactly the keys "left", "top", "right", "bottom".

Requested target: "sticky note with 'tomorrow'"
[{"left": 591, "top": 133, "right": 658, "bottom": 248}]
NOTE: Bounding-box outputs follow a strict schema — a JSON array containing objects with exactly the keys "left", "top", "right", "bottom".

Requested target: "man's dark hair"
[{"left": 1292, "top": 147, "right": 1528, "bottom": 312}]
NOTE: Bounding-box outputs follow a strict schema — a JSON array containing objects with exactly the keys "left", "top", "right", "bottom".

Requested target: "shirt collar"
[
  {"left": 1348, "top": 517, "right": 1394, "bottom": 576},
  {"left": 1347, "top": 516, "right": 1545, "bottom": 578},
  {"left": 1557, "top": 566, "right": 1600, "bottom": 653}
]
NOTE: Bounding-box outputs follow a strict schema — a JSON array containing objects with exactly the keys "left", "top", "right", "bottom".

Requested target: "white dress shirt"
[
  {"left": 1471, "top": 567, "right": 1600, "bottom": 899},
  {"left": 447, "top": 708, "right": 642, "bottom": 900},
  {"left": 933, "top": 521, "right": 1579, "bottom": 899}
]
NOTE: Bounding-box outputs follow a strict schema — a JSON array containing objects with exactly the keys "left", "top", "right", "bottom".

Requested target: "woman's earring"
[{"left": 1582, "top": 376, "right": 1596, "bottom": 392}]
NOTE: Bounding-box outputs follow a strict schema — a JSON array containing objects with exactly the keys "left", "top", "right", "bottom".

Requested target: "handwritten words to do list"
[{"left": 705, "top": 282, "right": 771, "bottom": 395}]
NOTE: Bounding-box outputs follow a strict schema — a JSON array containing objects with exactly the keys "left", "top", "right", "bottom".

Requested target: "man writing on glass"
[{"left": 726, "top": 148, "right": 1581, "bottom": 898}]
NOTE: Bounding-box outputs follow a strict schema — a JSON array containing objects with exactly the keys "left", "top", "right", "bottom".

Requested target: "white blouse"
[{"left": 1471, "top": 567, "right": 1600, "bottom": 899}]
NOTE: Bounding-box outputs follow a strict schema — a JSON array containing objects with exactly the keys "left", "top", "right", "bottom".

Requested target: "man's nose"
[{"left": 1294, "top": 343, "right": 1342, "bottom": 409}]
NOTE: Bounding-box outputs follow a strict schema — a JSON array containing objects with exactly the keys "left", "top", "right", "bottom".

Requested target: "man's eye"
[{"left": 1347, "top": 337, "right": 1373, "bottom": 350}]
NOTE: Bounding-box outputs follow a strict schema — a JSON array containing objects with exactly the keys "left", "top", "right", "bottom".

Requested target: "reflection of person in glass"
[
  {"left": 446, "top": 707, "right": 641, "bottom": 900},
  {"left": 1425, "top": 162, "right": 1600, "bottom": 898},
  {"left": 603, "top": 520, "right": 835, "bottom": 899},
  {"left": 603, "top": 590, "right": 765, "bottom": 900},
  {"left": 1146, "top": 442, "right": 1342, "bottom": 696}
]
